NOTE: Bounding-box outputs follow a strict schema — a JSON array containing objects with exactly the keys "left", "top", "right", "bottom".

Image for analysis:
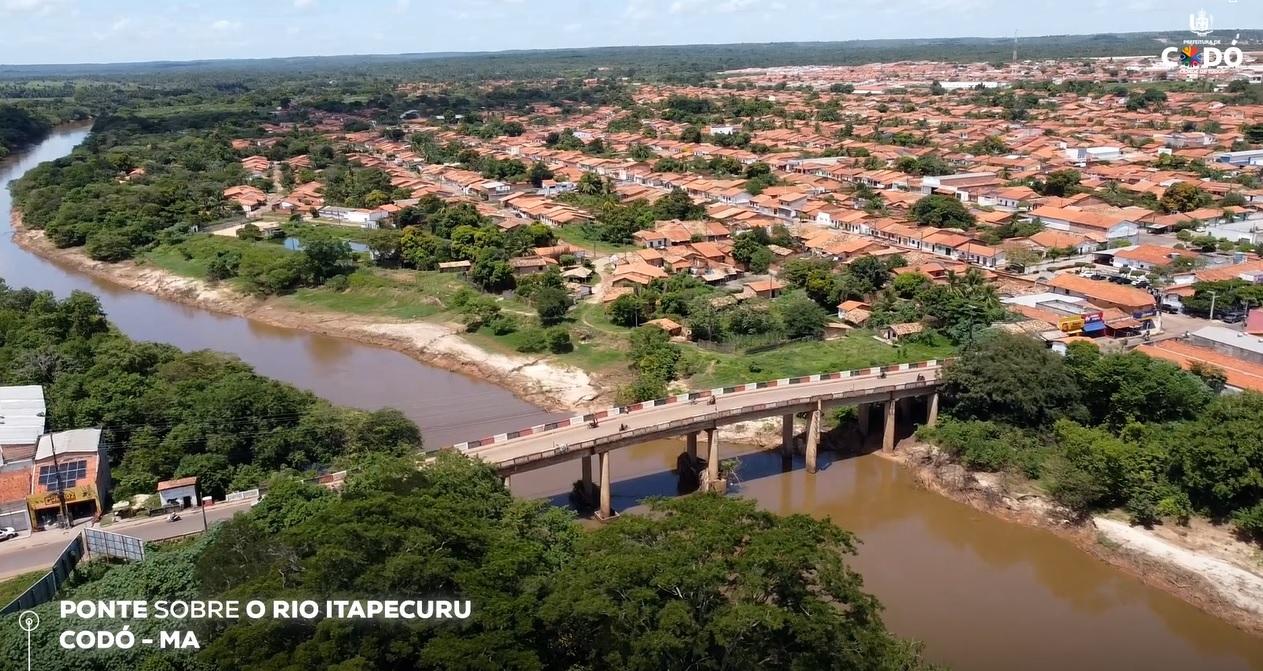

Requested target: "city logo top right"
[{"left": 1160, "top": 6, "right": 1245, "bottom": 69}]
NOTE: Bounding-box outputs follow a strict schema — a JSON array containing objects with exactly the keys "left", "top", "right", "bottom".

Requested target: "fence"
[
  {"left": 225, "top": 488, "right": 261, "bottom": 503},
  {"left": 0, "top": 528, "right": 145, "bottom": 615},
  {"left": 0, "top": 534, "right": 84, "bottom": 615}
]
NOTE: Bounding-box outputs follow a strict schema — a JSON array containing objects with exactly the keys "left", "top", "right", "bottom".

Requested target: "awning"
[
  {"left": 1082, "top": 321, "right": 1106, "bottom": 334},
  {"left": 1107, "top": 317, "right": 1142, "bottom": 330}
]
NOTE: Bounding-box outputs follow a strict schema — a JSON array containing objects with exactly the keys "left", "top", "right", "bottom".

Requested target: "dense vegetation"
[
  {"left": 0, "top": 454, "right": 937, "bottom": 671},
  {"left": 924, "top": 333, "right": 1263, "bottom": 539},
  {"left": 0, "top": 104, "right": 51, "bottom": 158},
  {"left": 0, "top": 282, "right": 420, "bottom": 501}
]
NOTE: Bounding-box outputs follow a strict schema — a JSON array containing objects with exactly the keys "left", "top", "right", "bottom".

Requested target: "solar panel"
[{"left": 37, "top": 460, "right": 88, "bottom": 489}]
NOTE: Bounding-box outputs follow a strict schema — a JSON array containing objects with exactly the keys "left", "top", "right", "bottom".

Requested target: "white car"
[{"left": 0, "top": 527, "right": 18, "bottom": 541}]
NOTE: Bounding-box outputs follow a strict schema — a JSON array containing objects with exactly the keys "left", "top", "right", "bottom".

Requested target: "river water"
[{"left": 4, "top": 126, "right": 1261, "bottom": 671}]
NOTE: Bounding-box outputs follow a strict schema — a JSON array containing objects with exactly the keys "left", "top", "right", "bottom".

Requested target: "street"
[{"left": 0, "top": 500, "right": 254, "bottom": 582}]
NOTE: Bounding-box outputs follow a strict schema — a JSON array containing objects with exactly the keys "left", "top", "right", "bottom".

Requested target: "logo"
[
  {"left": 1158, "top": 7, "right": 1244, "bottom": 69},
  {"left": 1189, "top": 8, "right": 1213, "bottom": 37},
  {"left": 1179, "top": 45, "right": 1203, "bottom": 67}
]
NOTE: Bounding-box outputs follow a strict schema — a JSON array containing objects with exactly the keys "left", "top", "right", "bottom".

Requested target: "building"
[
  {"left": 0, "top": 385, "right": 45, "bottom": 464},
  {"left": 1044, "top": 275, "right": 1160, "bottom": 333},
  {"left": 1212, "top": 149, "right": 1263, "bottom": 166},
  {"left": 156, "top": 476, "right": 200, "bottom": 509},
  {"left": 1187, "top": 326, "right": 1263, "bottom": 366},
  {"left": 316, "top": 206, "right": 387, "bottom": 228},
  {"left": 1138, "top": 339, "right": 1263, "bottom": 394},
  {"left": 27, "top": 429, "right": 108, "bottom": 528},
  {"left": 1028, "top": 206, "right": 1139, "bottom": 243}
]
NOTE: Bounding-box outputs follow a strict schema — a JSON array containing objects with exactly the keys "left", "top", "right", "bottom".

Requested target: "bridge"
[{"left": 454, "top": 360, "right": 947, "bottom": 519}]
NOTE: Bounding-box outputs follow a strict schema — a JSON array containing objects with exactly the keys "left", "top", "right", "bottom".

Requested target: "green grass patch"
[
  {"left": 555, "top": 225, "right": 636, "bottom": 255},
  {"left": 685, "top": 332, "right": 955, "bottom": 389},
  {"left": 0, "top": 569, "right": 47, "bottom": 607},
  {"left": 282, "top": 269, "right": 447, "bottom": 320}
]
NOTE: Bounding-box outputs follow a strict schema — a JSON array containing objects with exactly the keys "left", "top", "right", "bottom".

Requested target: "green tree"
[
  {"left": 911, "top": 194, "right": 976, "bottom": 228},
  {"left": 1159, "top": 181, "right": 1213, "bottom": 213},
  {"left": 943, "top": 332, "right": 1085, "bottom": 428},
  {"left": 775, "top": 290, "right": 828, "bottom": 339},
  {"left": 534, "top": 286, "right": 571, "bottom": 326}
]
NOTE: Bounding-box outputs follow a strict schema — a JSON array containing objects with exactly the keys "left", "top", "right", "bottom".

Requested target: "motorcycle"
[{"left": 167, "top": 512, "right": 181, "bottom": 523}]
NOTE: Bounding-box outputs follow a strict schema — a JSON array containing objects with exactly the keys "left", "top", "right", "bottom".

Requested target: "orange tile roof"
[{"left": 1137, "top": 340, "right": 1263, "bottom": 393}]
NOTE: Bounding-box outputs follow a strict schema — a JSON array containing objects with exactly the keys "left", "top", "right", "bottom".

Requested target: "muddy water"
[
  {"left": 0, "top": 125, "right": 559, "bottom": 447},
  {"left": 6, "top": 129, "right": 1263, "bottom": 670}
]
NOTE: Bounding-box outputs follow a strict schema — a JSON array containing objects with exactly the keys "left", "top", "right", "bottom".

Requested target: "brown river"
[{"left": 4, "top": 125, "right": 1261, "bottom": 671}]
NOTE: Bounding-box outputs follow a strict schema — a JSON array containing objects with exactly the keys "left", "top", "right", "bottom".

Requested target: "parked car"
[
  {"left": 1160, "top": 304, "right": 1181, "bottom": 314},
  {"left": 1220, "top": 311, "right": 1246, "bottom": 324},
  {"left": 0, "top": 527, "right": 19, "bottom": 541}
]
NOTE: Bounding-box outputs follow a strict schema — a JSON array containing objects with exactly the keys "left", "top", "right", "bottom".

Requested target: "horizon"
[{"left": 1, "top": 0, "right": 1259, "bottom": 66}]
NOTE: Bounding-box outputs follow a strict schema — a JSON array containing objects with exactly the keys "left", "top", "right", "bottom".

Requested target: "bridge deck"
[{"left": 463, "top": 363, "right": 944, "bottom": 475}]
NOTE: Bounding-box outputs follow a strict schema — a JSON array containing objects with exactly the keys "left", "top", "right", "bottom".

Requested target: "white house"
[{"left": 317, "top": 206, "right": 387, "bottom": 229}]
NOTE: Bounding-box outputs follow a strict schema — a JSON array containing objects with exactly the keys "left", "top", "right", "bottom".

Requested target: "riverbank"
[
  {"left": 890, "top": 439, "right": 1263, "bottom": 636},
  {"left": 10, "top": 212, "right": 605, "bottom": 417}
]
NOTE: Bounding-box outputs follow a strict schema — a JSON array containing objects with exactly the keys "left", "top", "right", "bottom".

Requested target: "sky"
[{"left": 0, "top": 0, "right": 1258, "bottom": 65}]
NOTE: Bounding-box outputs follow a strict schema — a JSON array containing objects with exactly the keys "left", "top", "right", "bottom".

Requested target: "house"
[
  {"left": 1028, "top": 205, "right": 1139, "bottom": 243},
  {"left": 27, "top": 428, "right": 108, "bottom": 527},
  {"left": 1046, "top": 274, "right": 1159, "bottom": 331},
  {"left": 742, "top": 278, "right": 784, "bottom": 299},
  {"left": 644, "top": 318, "right": 685, "bottom": 337},
  {"left": 880, "top": 322, "right": 925, "bottom": 343},
  {"left": 156, "top": 476, "right": 200, "bottom": 509},
  {"left": 836, "top": 300, "right": 872, "bottom": 326},
  {"left": 1138, "top": 339, "right": 1263, "bottom": 393},
  {"left": 438, "top": 260, "right": 471, "bottom": 274},
  {"left": 1111, "top": 245, "right": 1197, "bottom": 272},
  {"left": 0, "top": 385, "right": 45, "bottom": 465},
  {"left": 508, "top": 256, "right": 556, "bottom": 276},
  {"left": 223, "top": 185, "right": 268, "bottom": 214},
  {"left": 317, "top": 206, "right": 386, "bottom": 229}
]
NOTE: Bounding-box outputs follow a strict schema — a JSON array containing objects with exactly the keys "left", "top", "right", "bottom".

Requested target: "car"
[
  {"left": 1220, "top": 312, "right": 1246, "bottom": 324},
  {"left": 1160, "top": 304, "right": 1181, "bottom": 314},
  {"left": 0, "top": 527, "right": 18, "bottom": 541}
]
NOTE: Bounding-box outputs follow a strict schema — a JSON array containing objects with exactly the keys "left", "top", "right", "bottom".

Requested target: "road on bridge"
[{"left": 466, "top": 365, "right": 942, "bottom": 473}]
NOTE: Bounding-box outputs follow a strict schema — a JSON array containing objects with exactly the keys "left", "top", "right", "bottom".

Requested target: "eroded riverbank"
[
  {"left": 892, "top": 439, "right": 1263, "bottom": 636},
  {"left": 11, "top": 212, "right": 603, "bottom": 419}
]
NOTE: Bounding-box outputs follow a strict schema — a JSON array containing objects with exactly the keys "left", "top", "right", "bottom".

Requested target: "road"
[
  {"left": 467, "top": 363, "right": 943, "bottom": 474},
  {"left": 0, "top": 501, "right": 253, "bottom": 582}
]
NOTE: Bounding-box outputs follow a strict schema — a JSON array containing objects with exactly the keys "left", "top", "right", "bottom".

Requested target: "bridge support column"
[
  {"left": 580, "top": 456, "right": 594, "bottom": 498},
  {"left": 927, "top": 392, "right": 939, "bottom": 428},
  {"left": 805, "top": 403, "right": 821, "bottom": 474},
  {"left": 705, "top": 428, "right": 720, "bottom": 491},
  {"left": 686, "top": 432, "right": 698, "bottom": 462},
  {"left": 883, "top": 398, "right": 897, "bottom": 453},
  {"left": 857, "top": 403, "right": 870, "bottom": 435},
  {"left": 598, "top": 451, "right": 613, "bottom": 520},
  {"left": 781, "top": 414, "right": 794, "bottom": 458}
]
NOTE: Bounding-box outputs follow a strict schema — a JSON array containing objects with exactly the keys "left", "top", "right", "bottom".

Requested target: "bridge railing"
[
  {"left": 489, "top": 379, "right": 937, "bottom": 473},
  {"left": 452, "top": 359, "right": 948, "bottom": 452}
]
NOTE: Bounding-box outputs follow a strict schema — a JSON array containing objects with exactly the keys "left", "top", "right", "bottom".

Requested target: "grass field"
[
  {"left": 0, "top": 569, "right": 46, "bottom": 607},
  {"left": 555, "top": 225, "right": 636, "bottom": 255},
  {"left": 686, "top": 333, "right": 954, "bottom": 388}
]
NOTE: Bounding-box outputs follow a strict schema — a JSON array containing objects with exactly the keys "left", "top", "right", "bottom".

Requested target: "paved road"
[
  {"left": 0, "top": 501, "right": 253, "bottom": 581},
  {"left": 467, "top": 365, "right": 943, "bottom": 474}
]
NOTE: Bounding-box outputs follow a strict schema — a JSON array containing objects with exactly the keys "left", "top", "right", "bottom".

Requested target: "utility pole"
[
  {"left": 200, "top": 499, "right": 208, "bottom": 532},
  {"left": 1208, "top": 290, "right": 1218, "bottom": 321},
  {"left": 45, "top": 431, "right": 70, "bottom": 529}
]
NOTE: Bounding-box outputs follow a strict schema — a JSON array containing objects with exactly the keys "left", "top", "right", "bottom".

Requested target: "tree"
[
  {"left": 943, "top": 332, "right": 1085, "bottom": 428},
  {"left": 776, "top": 290, "right": 827, "bottom": 339},
  {"left": 731, "top": 232, "right": 773, "bottom": 272},
  {"left": 680, "top": 125, "right": 703, "bottom": 143},
  {"left": 607, "top": 293, "right": 647, "bottom": 327},
  {"left": 1034, "top": 169, "right": 1081, "bottom": 197},
  {"left": 1160, "top": 181, "right": 1213, "bottom": 213},
  {"left": 911, "top": 194, "right": 976, "bottom": 229},
  {"left": 301, "top": 235, "right": 353, "bottom": 283},
  {"left": 534, "top": 286, "right": 571, "bottom": 326},
  {"left": 527, "top": 161, "right": 555, "bottom": 187},
  {"left": 929, "top": 80, "right": 946, "bottom": 95},
  {"left": 651, "top": 187, "right": 705, "bottom": 220},
  {"left": 470, "top": 252, "right": 514, "bottom": 292},
  {"left": 537, "top": 496, "right": 933, "bottom": 671},
  {"left": 236, "top": 223, "right": 262, "bottom": 241}
]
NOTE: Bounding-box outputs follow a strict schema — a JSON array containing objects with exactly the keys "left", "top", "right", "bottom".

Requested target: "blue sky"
[{"left": 0, "top": 0, "right": 1258, "bottom": 65}]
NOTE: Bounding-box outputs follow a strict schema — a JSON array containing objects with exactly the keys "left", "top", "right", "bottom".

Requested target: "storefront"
[{"left": 27, "top": 484, "right": 100, "bottom": 528}]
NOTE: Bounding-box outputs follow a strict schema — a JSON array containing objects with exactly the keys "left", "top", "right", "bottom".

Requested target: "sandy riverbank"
[
  {"left": 889, "top": 440, "right": 1263, "bottom": 636},
  {"left": 10, "top": 212, "right": 605, "bottom": 419}
]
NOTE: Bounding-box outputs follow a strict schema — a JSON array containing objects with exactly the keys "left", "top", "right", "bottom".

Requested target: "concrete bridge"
[{"left": 454, "top": 360, "right": 947, "bottom": 519}]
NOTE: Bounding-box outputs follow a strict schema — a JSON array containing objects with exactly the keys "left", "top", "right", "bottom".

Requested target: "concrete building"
[
  {"left": 1187, "top": 326, "right": 1263, "bottom": 366},
  {"left": 28, "top": 428, "right": 108, "bottom": 527},
  {"left": 316, "top": 206, "right": 387, "bottom": 228},
  {"left": 156, "top": 476, "right": 200, "bottom": 509},
  {"left": 0, "top": 385, "right": 45, "bottom": 464}
]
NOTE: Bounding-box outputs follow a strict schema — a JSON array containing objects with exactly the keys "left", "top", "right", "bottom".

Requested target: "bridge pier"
[
  {"left": 805, "top": 402, "right": 821, "bottom": 474},
  {"left": 927, "top": 392, "right": 939, "bottom": 428},
  {"left": 883, "top": 398, "right": 897, "bottom": 453},
  {"left": 781, "top": 414, "right": 794, "bottom": 459},
  {"left": 857, "top": 402, "right": 870, "bottom": 435},
  {"left": 686, "top": 432, "right": 698, "bottom": 461},
  {"left": 704, "top": 428, "right": 721, "bottom": 492},
  {"left": 580, "top": 456, "right": 594, "bottom": 498},
  {"left": 597, "top": 451, "right": 613, "bottom": 520}
]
